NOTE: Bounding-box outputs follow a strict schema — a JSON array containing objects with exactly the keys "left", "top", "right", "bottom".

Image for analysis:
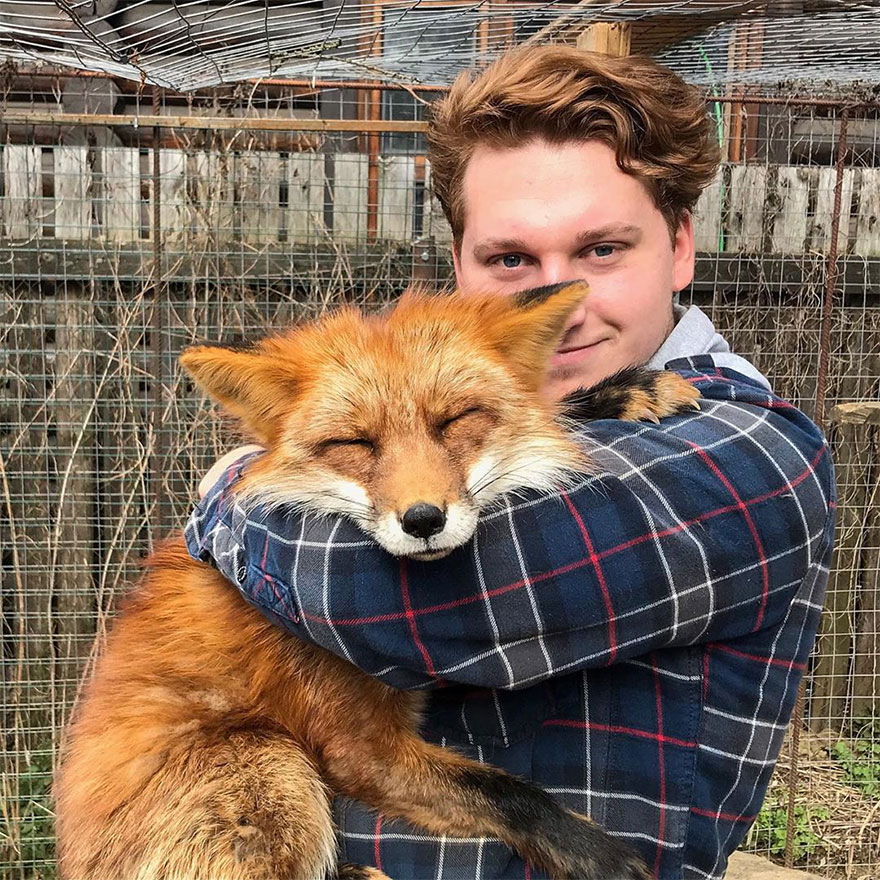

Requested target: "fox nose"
[{"left": 401, "top": 503, "right": 446, "bottom": 539}]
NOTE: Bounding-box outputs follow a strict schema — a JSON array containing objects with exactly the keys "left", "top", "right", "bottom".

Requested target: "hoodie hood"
[{"left": 647, "top": 305, "right": 771, "bottom": 390}]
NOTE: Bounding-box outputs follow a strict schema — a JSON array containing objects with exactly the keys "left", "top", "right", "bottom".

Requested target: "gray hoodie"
[{"left": 647, "top": 304, "right": 771, "bottom": 390}]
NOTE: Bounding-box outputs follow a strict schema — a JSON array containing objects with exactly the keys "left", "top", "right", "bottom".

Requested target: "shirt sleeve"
[{"left": 184, "top": 361, "right": 836, "bottom": 691}]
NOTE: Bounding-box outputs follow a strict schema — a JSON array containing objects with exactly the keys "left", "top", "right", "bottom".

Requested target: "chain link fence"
[{"left": 1, "top": 78, "right": 879, "bottom": 880}]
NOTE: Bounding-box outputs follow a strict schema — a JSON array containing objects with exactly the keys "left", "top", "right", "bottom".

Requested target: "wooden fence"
[{"left": 3, "top": 144, "right": 880, "bottom": 255}]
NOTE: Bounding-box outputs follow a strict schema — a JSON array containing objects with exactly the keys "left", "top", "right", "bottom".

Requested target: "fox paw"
[{"left": 620, "top": 372, "right": 701, "bottom": 423}]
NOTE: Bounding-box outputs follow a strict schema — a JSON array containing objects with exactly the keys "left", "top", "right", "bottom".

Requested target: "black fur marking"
[
  {"left": 513, "top": 281, "right": 582, "bottom": 309},
  {"left": 561, "top": 365, "right": 656, "bottom": 422},
  {"left": 457, "top": 766, "right": 651, "bottom": 880},
  {"left": 334, "top": 864, "right": 374, "bottom": 880}
]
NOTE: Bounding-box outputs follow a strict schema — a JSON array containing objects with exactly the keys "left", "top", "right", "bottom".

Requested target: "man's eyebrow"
[
  {"left": 573, "top": 224, "right": 643, "bottom": 246},
  {"left": 472, "top": 238, "right": 530, "bottom": 260},
  {"left": 472, "top": 225, "right": 643, "bottom": 260}
]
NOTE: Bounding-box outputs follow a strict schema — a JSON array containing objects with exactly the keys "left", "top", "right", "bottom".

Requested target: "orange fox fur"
[{"left": 54, "top": 282, "right": 697, "bottom": 880}]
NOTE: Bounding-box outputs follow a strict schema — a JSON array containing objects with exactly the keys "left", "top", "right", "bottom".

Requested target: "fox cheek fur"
[{"left": 53, "top": 282, "right": 689, "bottom": 880}]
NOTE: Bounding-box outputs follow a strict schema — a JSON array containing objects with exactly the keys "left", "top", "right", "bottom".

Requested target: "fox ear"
[
  {"left": 179, "top": 344, "right": 296, "bottom": 444},
  {"left": 491, "top": 281, "right": 589, "bottom": 387}
]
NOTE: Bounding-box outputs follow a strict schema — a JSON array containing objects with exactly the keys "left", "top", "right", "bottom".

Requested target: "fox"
[{"left": 54, "top": 281, "right": 700, "bottom": 880}]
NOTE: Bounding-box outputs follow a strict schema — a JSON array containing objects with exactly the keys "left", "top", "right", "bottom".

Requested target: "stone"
[{"left": 726, "top": 851, "right": 824, "bottom": 880}]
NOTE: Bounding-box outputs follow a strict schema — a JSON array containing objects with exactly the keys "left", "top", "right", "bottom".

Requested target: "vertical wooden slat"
[
  {"left": 854, "top": 167, "right": 880, "bottom": 257},
  {"left": 191, "top": 150, "right": 234, "bottom": 242},
  {"left": 692, "top": 168, "right": 725, "bottom": 253},
  {"left": 769, "top": 165, "right": 810, "bottom": 255},
  {"left": 726, "top": 164, "right": 767, "bottom": 253},
  {"left": 332, "top": 154, "right": 369, "bottom": 241},
  {"left": 2, "top": 145, "right": 43, "bottom": 239},
  {"left": 378, "top": 155, "right": 415, "bottom": 241},
  {"left": 811, "top": 167, "right": 854, "bottom": 255},
  {"left": 287, "top": 152, "right": 325, "bottom": 243},
  {"left": 159, "top": 150, "right": 188, "bottom": 245},
  {"left": 423, "top": 159, "right": 454, "bottom": 247},
  {"left": 103, "top": 148, "right": 141, "bottom": 243},
  {"left": 238, "top": 151, "right": 284, "bottom": 245},
  {"left": 54, "top": 147, "right": 91, "bottom": 241}
]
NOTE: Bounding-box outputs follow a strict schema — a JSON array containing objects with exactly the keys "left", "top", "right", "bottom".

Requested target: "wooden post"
[
  {"left": 576, "top": 22, "right": 631, "bottom": 56},
  {"left": 51, "top": 282, "right": 97, "bottom": 705},
  {"left": 1, "top": 290, "right": 53, "bottom": 757}
]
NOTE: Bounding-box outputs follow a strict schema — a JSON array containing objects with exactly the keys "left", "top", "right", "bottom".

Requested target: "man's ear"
[
  {"left": 490, "top": 281, "right": 589, "bottom": 388},
  {"left": 179, "top": 343, "right": 297, "bottom": 444},
  {"left": 672, "top": 213, "right": 695, "bottom": 292}
]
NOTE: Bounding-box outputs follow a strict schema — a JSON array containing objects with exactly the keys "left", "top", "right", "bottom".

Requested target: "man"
[{"left": 187, "top": 46, "right": 835, "bottom": 879}]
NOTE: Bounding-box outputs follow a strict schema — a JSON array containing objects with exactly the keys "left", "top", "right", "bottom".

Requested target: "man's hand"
[{"left": 198, "top": 445, "right": 264, "bottom": 498}]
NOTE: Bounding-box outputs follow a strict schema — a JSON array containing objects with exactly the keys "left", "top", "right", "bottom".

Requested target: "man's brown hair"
[{"left": 426, "top": 45, "right": 721, "bottom": 246}]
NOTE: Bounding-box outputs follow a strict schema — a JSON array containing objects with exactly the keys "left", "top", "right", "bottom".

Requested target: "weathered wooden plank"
[
  {"left": 287, "top": 152, "right": 325, "bottom": 243},
  {"left": 854, "top": 167, "right": 880, "bottom": 257},
  {"left": 190, "top": 151, "right": 234, "bottom": 241},
  {"left": 331, "top": 154, "right": 369, "bottom": 241},
  {"left": 378, "top": 156, "right": 415, "bottom": 241},
  {"left": 726, "top": 164, "right": 767, "bottom": 253},
  {"left": 2, "top": 145, "right": 43, "bottom": 239},
  {"left": 831, "top": 401, "right": 880, "bottom": 426},
  {"left": 54, "top": 146, "right": 92, "bottom": 241},
  {"left": 810, "top": 167, "right": 854, "bottom": 255},
  {"left": 159, "top": 150, "right": 188, "bottom": 244},
  {"left": 238, "top": 151, "right": 284, "bottom": 245},
  {"left": 769, "top": 165, "right": 810, "bottom": 255},
  {"left": 692, "top": 167, "right": 724, "bottom": 253},
  {"left": 423, "top": 159, "right": 453, "bottom": 247},
  {"left": 102, "top": 148, "right": 142, "bottom": 243}
]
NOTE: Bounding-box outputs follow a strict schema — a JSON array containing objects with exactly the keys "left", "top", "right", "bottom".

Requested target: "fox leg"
[
  {"left": 323, "top": 730, "right": 651, "bottom": 880},
  {"left": 334, "top": 865, "right": 393, "bottom": 880},
  {"left": 58, "top": 726, "right": 337, "bottom": 880},
  {"left": 561, "top": 365, "right": 701, "bottom": 423}
]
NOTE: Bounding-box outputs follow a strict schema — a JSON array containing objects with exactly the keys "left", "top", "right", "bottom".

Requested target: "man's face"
[{"left": 453, "top": 138, "right": 695, "bottom": 400}]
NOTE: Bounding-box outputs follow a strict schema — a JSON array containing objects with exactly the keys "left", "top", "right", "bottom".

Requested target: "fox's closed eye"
[
  {"left": 319, "top": 437, "right": 375, "bottom": 452},
  {"left": 439, "top": 407, "right": 484, "bottom": 432}
]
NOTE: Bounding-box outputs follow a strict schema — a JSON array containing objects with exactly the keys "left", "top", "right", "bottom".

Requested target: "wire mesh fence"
[
  {"left": 1, "top": 78, "right": 880, "bottom": 880},
  {"left": 4, "top": 1, "right": 880, "bottom": 94}
]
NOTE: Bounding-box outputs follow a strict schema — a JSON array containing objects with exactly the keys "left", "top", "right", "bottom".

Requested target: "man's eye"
[
  {"left": 592, "top": 244, "right": 616, "bottom": 258},
  {"left": 500, "top": 254, "right": 522, "bottom": 269}
]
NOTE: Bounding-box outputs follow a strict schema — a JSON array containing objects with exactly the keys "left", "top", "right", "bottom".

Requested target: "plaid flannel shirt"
[{"left": 184, "top": 355, "right": 836, "bottom": 880}]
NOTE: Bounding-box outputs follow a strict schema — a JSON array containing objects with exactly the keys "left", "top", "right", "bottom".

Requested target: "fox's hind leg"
[
  {"left": 58, "top": 726, "right": 336, "bottom": 880},
  {"left": 334, "top": 865, "right": 392, "bottom": 880},
  {"left": 323, "top": 728, "right": 650, "bottom": 880}
]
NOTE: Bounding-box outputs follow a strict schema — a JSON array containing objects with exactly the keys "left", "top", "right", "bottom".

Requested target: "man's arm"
[{"left": 185, "top": 364, "right": 835, "bottom": 691}]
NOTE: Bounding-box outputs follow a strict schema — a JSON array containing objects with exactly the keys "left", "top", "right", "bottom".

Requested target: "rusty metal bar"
[
  {"left": 815, "top": 107, "right": 850, "bottom": 431},
  {"left": 783, "top": 104, "right": 850, "bottom": 869},
  {"left": 709, "top": 94, "right": 877, "bottom": 108},
  {"left": 149, "top": 85, "right": 167, "bottom": 536},
  {"left": 0, "top": 111, "right": 427, "bottom": 132},
  {"left": 367, "top": 87, "right": 382, "bottom": 241}
]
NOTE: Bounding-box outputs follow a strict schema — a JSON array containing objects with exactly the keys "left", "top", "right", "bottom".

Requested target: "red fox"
[{"left": 54, "top": 281, "right": 698, "bottom": 880}]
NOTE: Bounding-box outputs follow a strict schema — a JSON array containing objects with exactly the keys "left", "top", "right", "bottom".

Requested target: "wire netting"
[
  {"left": 2, "top": 2, "right": 880, "bottom": 94},
  {"left": 1, "top": 50, "right": 880, "bottom": 880}
]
